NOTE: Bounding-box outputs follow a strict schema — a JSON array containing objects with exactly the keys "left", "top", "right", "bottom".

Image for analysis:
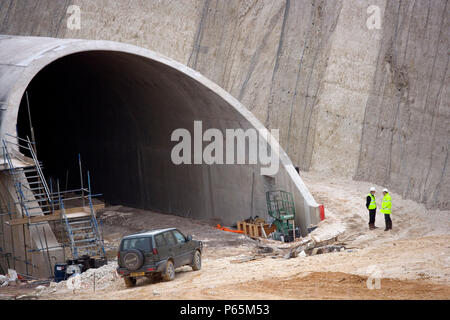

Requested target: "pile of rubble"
[
  {"left": 36, "top": 261, "right": 120, "bottom": 296},
  {"left": 229, "top": 232, "right": 347, "bottom": 264},
  {"left": 97, "top": 209, "right": 133, "bottom": 226},
  {"left": 241, "top": 234, "right": 346, "bottom": 261}
]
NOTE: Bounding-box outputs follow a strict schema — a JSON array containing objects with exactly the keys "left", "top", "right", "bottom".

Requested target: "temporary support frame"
[{"left": 0, "top": 137, "right": 106, "bottom": 278}]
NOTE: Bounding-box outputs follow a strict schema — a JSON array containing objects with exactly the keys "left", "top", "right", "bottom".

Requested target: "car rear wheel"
[
  {"left": 162, "top": 260, "right": 175, "bottom": 281},
  {"left": 191, "top": 250, "right": 202, "bottom": 271},
  {"left": 124, "top": 276, "right": 136, "bottom": 288}
]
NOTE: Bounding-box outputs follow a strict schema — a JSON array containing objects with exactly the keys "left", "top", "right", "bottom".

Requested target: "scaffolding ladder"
[
  {"left": 1, "top": 135, "right": 53, "bottom": 218},
  {"left": 59, "top": 172, "right": 106, "bottom": 260}
]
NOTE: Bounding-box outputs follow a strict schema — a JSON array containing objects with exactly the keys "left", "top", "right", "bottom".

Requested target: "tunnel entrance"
[
  {"left": 14, "top": 50, "right": 268, "bottom": 224},
  {"left": 0, "top": 37, "right": 321, "bottom": 279}
]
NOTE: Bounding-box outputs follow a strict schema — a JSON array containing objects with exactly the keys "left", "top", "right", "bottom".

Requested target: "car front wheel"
[
  {"left": 163, "top": 260, "right": 175, "bottom": 281},
  {"left": 192, "top": 250, "right": 202, "bottom": 271}
]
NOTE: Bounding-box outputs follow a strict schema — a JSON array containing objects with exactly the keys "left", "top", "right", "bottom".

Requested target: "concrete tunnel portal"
[
  {"left": 15, "top": 49, "right": 281, "bottom": 224},
  {"left": 0, "top": 36, "right": 321, "bottom": 251}
]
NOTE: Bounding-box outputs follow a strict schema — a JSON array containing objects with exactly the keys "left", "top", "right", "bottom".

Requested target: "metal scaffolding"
[{"left": 0, "top": 135, "right": 106, "bottom": 278}]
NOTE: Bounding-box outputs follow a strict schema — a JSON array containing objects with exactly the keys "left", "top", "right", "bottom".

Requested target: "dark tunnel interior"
[
  {"left": 17, "top": 52, "right": 145, "bottom": 205},
  {"left": 14, "top": 51, "right": 264, "bottom": 223}
]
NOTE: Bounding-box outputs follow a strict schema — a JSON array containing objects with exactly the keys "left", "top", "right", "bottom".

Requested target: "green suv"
[{"left": 117, "top": 228, "right": 203, "bottom": 287}]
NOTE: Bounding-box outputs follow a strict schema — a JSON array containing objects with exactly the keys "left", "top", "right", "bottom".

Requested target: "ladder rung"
[
  {"left": 3, "top": 140, "right": 31, "bottom": 150},
  {"left": 25, "top": 187, "right": 43, "bottom": 191},
  {"left": 17, "top": 169, "right": 38, "bottom": 174},
  {"left": 32, "top": 193, "right": 49, "bottom": 197},
  {"left": 75, "top": 244, "right": 99, "bottom": 249},
  {"left": 68, "top": 220, "right": 92, "bottom": 225},
  {"left": 25, "top": 181, "right": 44, "bottom": 185},
  {"left": 15, "top": 199, "right": 48, "bottom": 205},
  {"left": 33, "top": 193, "right": 46, "bottom": 197},
  {"left": 73, "top": 231, "right": 94, "bottom": 236},
  {"left": 24, "top": 204, "right": 52, "bottom": 210},
  {"left": 74, "top": 238, "right": 96, "bottom": 243},
  {"left": 26, "top": 188, "right": 48, "bottom": 193},
  {"left": 74, "top": 233, "right": 95, "bottom": 239},
  {"left": 71, "top": 226, "right": 93, "bottom": 231},
  {"left": 15, "top": 176, "right": 40, "bottom": 181},
  {"left": 24, "top": 175, "right": 40, "bottom": 179}
]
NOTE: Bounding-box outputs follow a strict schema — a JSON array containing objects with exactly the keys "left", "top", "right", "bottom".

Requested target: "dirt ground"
[
  {"left": 36, "top": 232, "right": 449, "bottom": 300},
  {"left": 1, "top": 171, "right": 449, "bottom": 300},
  {"left": 229, "top": 272, "right": 450, "bottom": 300}
]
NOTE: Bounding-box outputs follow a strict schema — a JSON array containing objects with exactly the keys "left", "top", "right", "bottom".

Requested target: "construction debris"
[
  {"left": 0, "top": 269, "right": 18, "bottom": 287},
  {"left": 97, "top": 210, "right": 133, "bottom": 226},
  {"left": 0, "top": 275, "right": 7, "bottom": 287},
  {"left": 230, "top": 255, "right": 265, "bottom": 264},
  {"left": 236, "top": 217, "right": 275, "bottom": 238},
  {"left": 36, "top": 261, "right": 119, "bottom": 296},
  {"left": 250, "top": 234, "right": 345, "bottom": 260}
]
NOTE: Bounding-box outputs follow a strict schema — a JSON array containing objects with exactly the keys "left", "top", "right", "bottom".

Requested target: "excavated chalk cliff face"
[
  {"left": 355, "top": 0, "right": 449, "bottom": 210},
  {"left": 0, "top": 0, "right": 448, "bottom": 209}
]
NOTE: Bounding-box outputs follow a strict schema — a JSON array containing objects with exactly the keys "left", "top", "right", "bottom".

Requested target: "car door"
[
  {"left": 162, "top": 231, "right": 178, "bottom": 266},
  {"left": 154, "top": 233, "right": 168, "bottom": 262},
  {"left": 142, "top": 237, "right": 155, "bottom": 266},
  {"left": 171, "top": 229, "right": 192, "bottom": 266}
]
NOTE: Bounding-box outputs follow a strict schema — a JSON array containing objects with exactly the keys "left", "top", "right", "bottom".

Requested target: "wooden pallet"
[{"left": 237, "top": 221, "right": 273, "bottom": 238}]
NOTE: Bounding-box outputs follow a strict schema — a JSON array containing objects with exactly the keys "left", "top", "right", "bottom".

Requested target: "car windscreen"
[{"left": 121, "top": 237, "right": 152, "bottom": 251}]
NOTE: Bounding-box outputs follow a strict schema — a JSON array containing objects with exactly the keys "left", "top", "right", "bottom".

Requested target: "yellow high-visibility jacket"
[
  {"left": 367, "top": 193, "right": 376, "bottom": 210},
  {"left": 381, "top": 193, "right": 392, "bottom": 214}
]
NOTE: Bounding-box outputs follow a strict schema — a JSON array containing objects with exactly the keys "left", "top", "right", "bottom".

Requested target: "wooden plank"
[
  {"left": 5, "top": 204, "right": 104, "bottom": 226},
  {"left": 264, "top": 224, "right": 277, "bottom": 236},
  {"left": 260, "top": 224, "right": 267, "bottom": 238},
  {"left": 230, "top": 256, "right": 263, "bottom": 264},
  {"left": 91, "top": 203, "right": 106, "bottom": 211},
  {"left": 6, "top": 213, "right": 63, "bottom": 226},
  {"left": 52, "top": 203, "right": 105, "bottom": 215},
  {"left": 66, "top": 212, "right": 90, "bottom": 219}
]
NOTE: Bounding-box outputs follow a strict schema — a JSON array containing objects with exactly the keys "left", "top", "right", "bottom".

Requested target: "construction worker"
[
  {"left": 381, "top": 188, "right": 392, "bottom": 231},
  {"left": 366, "top": 187, "right": 377, "bottom": 230}
]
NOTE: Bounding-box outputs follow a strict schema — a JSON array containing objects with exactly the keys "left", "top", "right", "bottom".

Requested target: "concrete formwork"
[{"left": 0, "top": 35, "right": 320, "bottom": 276}]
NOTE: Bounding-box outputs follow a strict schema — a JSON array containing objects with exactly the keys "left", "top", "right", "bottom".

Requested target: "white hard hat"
[
  {"left": 383, "top": 188, "right": 389, "bottom": 193},
  {"left": 370, "top": 187, "right": 376, "bottom": 192}
]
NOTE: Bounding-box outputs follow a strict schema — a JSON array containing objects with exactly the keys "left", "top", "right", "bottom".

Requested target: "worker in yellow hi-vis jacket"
[{"left": 380, "top": 188, "right": 392, "bottom": 231}]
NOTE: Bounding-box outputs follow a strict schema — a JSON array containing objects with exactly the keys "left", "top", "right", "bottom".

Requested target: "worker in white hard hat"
[
  {"left": 366, "top": 187, "right": 377, "bottom": 230},
  {"left": 381, "top": 188, "right": 392, "bottom": 231}
]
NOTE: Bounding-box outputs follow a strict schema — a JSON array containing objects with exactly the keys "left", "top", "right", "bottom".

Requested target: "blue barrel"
[{"left": 54, "top": 263, "right": 67, "bottom": 282}]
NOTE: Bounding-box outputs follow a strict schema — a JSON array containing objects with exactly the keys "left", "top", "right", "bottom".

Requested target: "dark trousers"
[
  {"left": 368, "top": 209, "right": 376, "bottom": 224},
  {"left": 384, "top": 214, "right": 392, "bottom": 228}
]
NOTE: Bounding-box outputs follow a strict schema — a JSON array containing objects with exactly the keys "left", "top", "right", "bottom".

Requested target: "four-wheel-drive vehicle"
[{"left": 117, "top": 228, "right": 203, "bottom": 287}]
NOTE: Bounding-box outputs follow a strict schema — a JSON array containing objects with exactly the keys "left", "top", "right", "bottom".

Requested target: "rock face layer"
[
  {"left": 0, "top": 0, "right": 448, "bottom": 209},
  {"left": 355, "top": 0, "right": 450, "bottom": 210}
]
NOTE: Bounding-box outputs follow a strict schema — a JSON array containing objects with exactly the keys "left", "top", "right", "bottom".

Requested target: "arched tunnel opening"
[
  {"left": 15, "top": 50, "right": 268, "bottom": 225},
  {"left": 0, "top": 38, "right": 319, "bottom": 279}
]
